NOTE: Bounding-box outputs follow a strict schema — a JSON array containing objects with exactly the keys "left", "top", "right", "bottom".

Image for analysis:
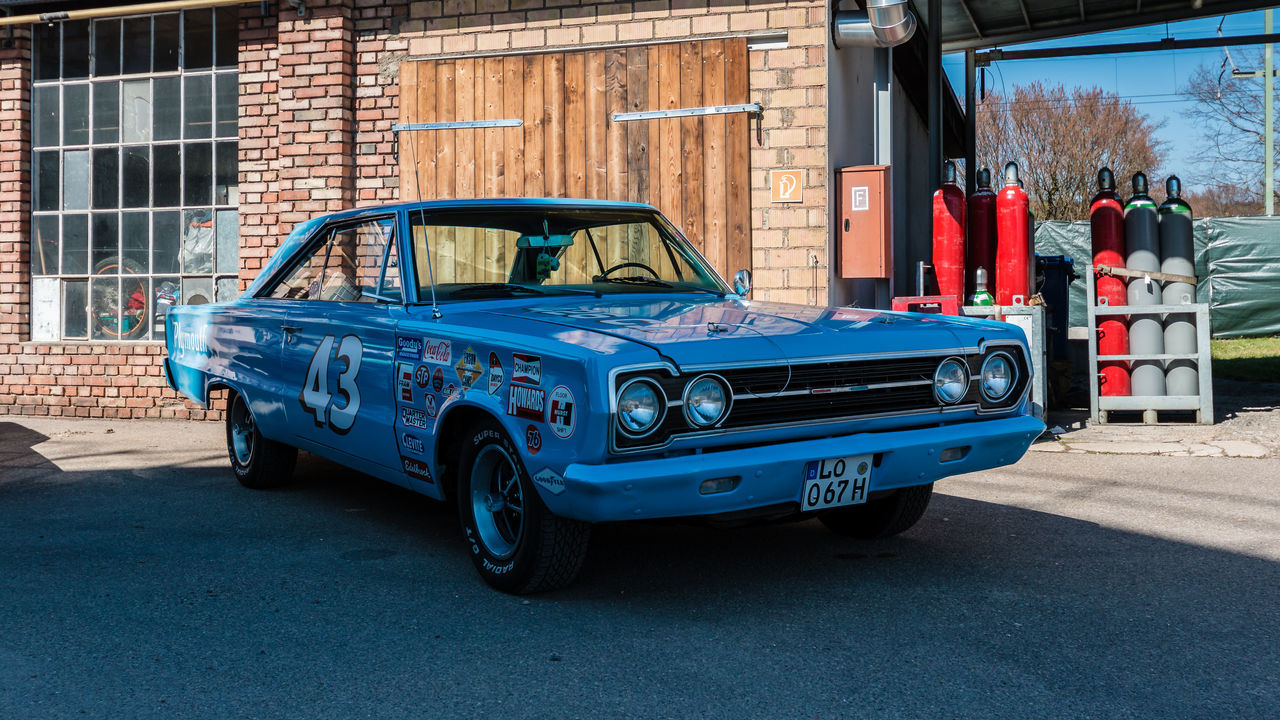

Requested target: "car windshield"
[{"left": 405, "top": 207, "right": 729, "bottom": 302}]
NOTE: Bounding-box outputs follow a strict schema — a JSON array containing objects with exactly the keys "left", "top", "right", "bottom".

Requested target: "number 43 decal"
[{"left": 300, "top": 334, "right": 363, "bottom": 434}]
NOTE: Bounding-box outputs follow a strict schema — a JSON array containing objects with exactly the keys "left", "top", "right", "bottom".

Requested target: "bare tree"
[
  {"left": 975, "top": 82, "right": 1167, "bottom": 221},
  {"left": 1181, "top": 48, "right": 1277, "bottom": 210},
  {"left": 1183, "top": 183, "right": 1262, "bottom": 217}
]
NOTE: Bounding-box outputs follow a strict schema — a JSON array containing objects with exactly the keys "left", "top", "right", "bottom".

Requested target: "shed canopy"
[{"left": 940, "top": 0, "right": 1272, "bottom": 51}]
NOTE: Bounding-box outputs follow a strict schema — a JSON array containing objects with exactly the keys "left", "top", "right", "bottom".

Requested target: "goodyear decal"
[
  {"left": 532, "top": 467, "right": 566, "bottom": 495},
  {"left": 508, "top": 383, "right": 545, "bottom": 422}
]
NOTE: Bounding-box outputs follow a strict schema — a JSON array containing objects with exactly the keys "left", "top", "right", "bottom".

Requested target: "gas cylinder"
[
  {"left": 968, "top": 266, "right": 995, "bottom": 306},
  {"left": 1096, "top": 275, "right": 1126, "bottom": 307},
  {"left": 1089, "top": 168, "right": 1125, "bottom": 268},
  {"left": 1124, "top": 172, "right": 1160, "bottom": 274},
  {"left": 1124, "top": 171, "right": 1164, "bottom": 396},
  {"left": 965, "top": 167, "right": 997, "bottom": 301},
  {"left": 1099, "top": 362, "right": 1131, "bottom": 397},
  {"left": 1026, "top": 189, "right": 1037, "bottom": 297},
  {"left": 995, "top": 162, "right": 1030, "bottom": 306},
  {"left": 1097, "top": 318, "right": 1128, "bottom": 357},
  {"left": 1160, "top": 176, "right": 1197, "bottom": 395},
  {"left": 932, "top": 160, "right": 966, "bottom": 301}
]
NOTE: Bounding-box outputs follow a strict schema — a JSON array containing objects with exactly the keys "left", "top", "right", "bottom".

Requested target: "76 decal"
[{"left": 299, "top": 334, "right": 363, "bottom": 434}]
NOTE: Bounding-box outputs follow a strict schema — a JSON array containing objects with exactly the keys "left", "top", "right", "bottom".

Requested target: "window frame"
[{"left": 256, "top": 214, "right": 404, "bottom": 306}]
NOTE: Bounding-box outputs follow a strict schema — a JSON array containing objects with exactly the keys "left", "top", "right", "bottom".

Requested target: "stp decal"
[
  {"left": 487, "top": 352, "right": 504, "bottom": 396},
  {"left": 401, "top": 433, "right": 425, "bottom": 456},
  {"left": 456, "top": 346, "right": 482, "bottom": 389},
  {"left": 525, "top": 424, "right": 542, "bottom": 455},
  {"left": 423, "top": 337, "right": 452, "bottom": 365},
  {"left": 401, "top": 406, "right": 430, "bottom": 430},
  {"left": 532, "top": 467, "right": 566, "bottom": 495},
  {"left": 432, "top": 367, "right": 444, "bottom": 393},
  {"left": 397, "top": 362, "right": 414, "bottom": 403},
  {"left": 508, "top": 383, "right": 545, "bottom": 422},
  {"left": 548, "top": 385, "right": 576, "bottom": 439},
  {"left": 396, "top": 336, "right": 423, "bottom": 360},
  {"left": 511, "top": 353, "right": 542, "bottom": 385},
  {"left": 402, "top": 456, "right": 433, "bottom": 483},
  {"left": 414, "top": 365, "right": 431, "bottom": 388}
]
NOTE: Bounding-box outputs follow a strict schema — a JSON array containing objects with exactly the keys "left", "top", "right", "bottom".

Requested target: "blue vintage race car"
[{"left": 165, "top": 199, "right": 1044, "bottom": 593}]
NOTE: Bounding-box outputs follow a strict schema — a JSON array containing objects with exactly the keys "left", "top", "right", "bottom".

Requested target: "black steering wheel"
[{"left": 595, "top": 261, "right": 661, "bottom": 281}]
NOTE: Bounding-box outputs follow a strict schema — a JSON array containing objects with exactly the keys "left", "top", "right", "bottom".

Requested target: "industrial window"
[{"left": 30, "top": 9, "right": 239, "bottom": 342}]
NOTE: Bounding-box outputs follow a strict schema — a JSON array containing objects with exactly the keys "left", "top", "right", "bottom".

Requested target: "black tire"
[
  {"left": 818, "top": 483, "right": 933, "bottom": 539},
  {"left": 226, "top": 392, "right": 297, "bottom": 489},
  {"left": 456, "top": 418, "right": 590, "bottom": 594}
]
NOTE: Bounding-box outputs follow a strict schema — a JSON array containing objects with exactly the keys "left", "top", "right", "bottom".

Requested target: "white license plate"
[{"left": 801, "top": 454, "right": 872, "bottom": 511}]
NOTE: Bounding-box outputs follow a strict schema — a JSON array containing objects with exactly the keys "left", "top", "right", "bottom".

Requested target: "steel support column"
[{"left": 928, "top": 0, "right": 942, "bottom": 192}]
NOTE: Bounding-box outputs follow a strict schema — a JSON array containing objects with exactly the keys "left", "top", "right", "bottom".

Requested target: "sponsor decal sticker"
[
  {"left": 397, "top": 363, "right": 414, "bottom": 403},
  {"left": 487, "top": 352, "right": 505, "bottom": 395},
  {"left": 424, "top": 394, "right": 437, "bottom": 418},
  {"left": 402, "top": 456, "right": 433, "bottom": 483},
  {"left": 401, "top": 432, "right": 425, "bottom": 455},
  {"left": 456, "top": 346, "right": 482, "bottom": 389},
  {"left": 548, "top": 385, "right": 576, "bottom": 439},
  {"left": 508, "top": 383, "right": 546, "bottom": 422},
  {"left": 414, "top": 365, "right": 431, "bottom": 388},
  {"left": 532, "top": 467, "right": 566, "bottom": 496},
  {"left": 401, "top": 406, "right": 430, "bottom": 430},
  {"left": 443, "top": 383, "right": 458, "bottom": 398},
  {"left": 423, "top": 337, "right": 452, "bottom": 365},
  {"left": 432, "top": 367, "right": 444, "bottom": 393},
  {"left": 396, "top": 336, "right": 423, "bottom": 360},
  {"left": 511, "top": 353, "right": 542, "bottom": 385},
  {"left": 525, "top": 425, "right": 542, "bottom": 455}
]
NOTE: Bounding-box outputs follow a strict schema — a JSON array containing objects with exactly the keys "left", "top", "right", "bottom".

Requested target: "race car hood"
[{"left": 487, "top": 296, "right": 1021, "bottom": 369}]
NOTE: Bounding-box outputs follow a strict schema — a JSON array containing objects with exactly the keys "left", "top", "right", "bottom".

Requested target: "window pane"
[
  {"left": 62, "top": 215, "right": 89, "bottom": 274},
  {"left": 183, "top": 277, "right": 213, "bottom": 305},
  {"left": 122, "top": 271, "right": 150, "bottom": 340},
  {"left": 152, "top": 211, "right": 181, "bottom": 273},
  {"left": 215, "top": 141, "right": 237, "bottom": 205},
  {"left": 92, "top": 212, "right": 120, "bottom": 272},
  {"left": 65, "top": 280, "right": 89, "bottom": 339},
  {"left": 63, "top": 21, "right": 91, "bottom": 80},
  {"left": 90, "top": 276, "right": 120, "bottom": 340},
  {"left": 184, "top": 75, "right": 212, "bottom": 139},
  {"left": 63, "top": 84, "right": 90, "bottom": 146},
  {"left": 63, "top": 150, "right": 90, "bottom": 210},
  {"left": 152, "top": 144, "right": 181, "bottom": 207},
  {"left": 380, "top": 225, "right": 403, "bottom": 303},
  {"left": 123, "top": 17, "right": 151, "bottom": 75},
  {"left": 94, "top": 20, "right": 121, "bottom": 77},
  {"left": 34, "top": 216, "right": 60, "bottom": 276},
  {"left": 154, "top": 14, "right": 179, "bottom": 72},
  {"left": 182, "top": 209, "right": 215, "bottom": 273},
  {"left": 184, "top": 9, "right": 214, "bottom": 70},
  {"left": 122, "top": 146, "right": 150, "bottom": 207},
  {"left": 153, "top": 276, "right": 179, "bottom": 336},
  {"left": 153, "top": 76, "right": 181, "bottom": 141},
  {"left": 122, "top": 212, "right": 150, "bottom": 270},
  {"left": 216, "top": 210, "right": 238, "bottom": 274},
  {"left": 35, "top": 151, "right": 60, "bottom": 212},
  {"left": 215, "top": 74, "right": 237, "bottom": 138},
  {"left": 184, "top": 143, "right": 213, "bottom": 206},
  {"left": 122, "top": 79, "right": 152, "bottom": 143},
  {"left": 33, "top": 86, "right": 59, "bottom": 147},
  {"left": 92, "top": 148, "right": 119, "bottom": 209},
  {"left": 215, "top": 7, "right": 238, "bottom": 68},
  {"left": 93, "top": 81, "right": 120, "bottom": 143},
  {"left": 216, "top": 277, "right": 239, "bottom": 302},
  {"left": 34, "top": 23, "right": 59, "bottom": 81}
]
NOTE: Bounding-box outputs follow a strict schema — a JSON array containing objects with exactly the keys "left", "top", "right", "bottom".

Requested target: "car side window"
[{"left": 266, "top": 217, "right": 398, "bottom": 303}]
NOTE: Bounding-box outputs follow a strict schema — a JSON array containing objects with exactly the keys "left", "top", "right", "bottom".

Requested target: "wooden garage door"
[{"left": 397, "top": 39, "right": 750, "bottom": 280}]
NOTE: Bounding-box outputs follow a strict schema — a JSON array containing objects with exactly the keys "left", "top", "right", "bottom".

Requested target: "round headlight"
[
  {"left": 683, "top": 374, "right": 730, "bottom": 428},
  {"left": 981, "top": 352, "right": 1015, "bottom": 402},
  {"left": 617, "top": 378, "right": 664, "bottom": 436},
  {"left": 933, "top": 358, "right": 969, "bottom": 404}
]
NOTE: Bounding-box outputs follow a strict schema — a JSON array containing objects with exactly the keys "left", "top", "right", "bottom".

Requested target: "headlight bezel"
[
  {"left": 980, "top": 351, "right": 1017, "bottom": 403},
  {"left": 933, "top": 356, "right": 970, "bottom": 405},
  {"left": 681, "top": 373, "right": 732, "bottom": 429},
  {"left": 615, "top": 376, "right": 667, "bottom": 438}
]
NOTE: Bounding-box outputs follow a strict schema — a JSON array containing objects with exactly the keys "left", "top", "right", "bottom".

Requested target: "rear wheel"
[
  {"left": 818, "top": 483, "right": 933, "bottom": 539},
  {"left": 226, "top": 392, "right": 297, "bottom": 489},
  {"left": 457, "top": 418, "right": 589, "bottom": 594}
]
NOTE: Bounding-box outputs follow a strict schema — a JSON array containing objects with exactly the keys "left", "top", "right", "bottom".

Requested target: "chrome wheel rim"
[
  {"left": 469, "top": 444, "right": 524, "bottom": 559},
  {"left": 230, "top": 397, "right": 255, "bottom": 467}
]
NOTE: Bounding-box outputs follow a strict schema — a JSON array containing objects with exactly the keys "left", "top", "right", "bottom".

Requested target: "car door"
[{"left": 266, "top": 215, "right": 403, "bottom": 473}]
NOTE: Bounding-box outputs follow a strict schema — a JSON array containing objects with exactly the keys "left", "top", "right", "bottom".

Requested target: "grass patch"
[{"left": 1211, "top": 337, "right": 1280, "bottom": 383}]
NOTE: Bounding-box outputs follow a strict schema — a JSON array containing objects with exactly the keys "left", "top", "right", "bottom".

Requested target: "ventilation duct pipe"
[{"left": 832, "top": 0, "right": 918, "bottom": 48}]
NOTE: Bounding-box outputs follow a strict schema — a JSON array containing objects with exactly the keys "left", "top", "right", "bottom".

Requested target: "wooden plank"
[
  {"left": 646, "top": 45, "right": 660, "bottom": 207},
  {"left": 657, "top": 43, "right": 682, "bottom": 244},
  {"left": 701, "top": 39, "right": 728, "bottom": 277},
  {"left": 435, "top": 61, "right": 456, "bottom": 200},
  {"left": 564, "top": 52, "right": 586, "bottom": 199},
  {"left": 625, "top": 47, "right": 649, "bottom": 205},
  {"left": 679, "top": 42, "right": 704, "bottom": 257},
  {"left": 584, "top": 51, "right": 606, "bottom": 199},
  {"left": 483, "top": 56, "right": 504, "bottom": 198},
  {"left": 503, "top": 55, "right": 524, "bottom": 197},
  {"left": 398, "top": 61, "right": 417, "bottom": 200},
  {"left": 416, "top": 60, "right": 438, "bottom": 200},
  {"left": 545, "top": 53, "right": 566, "bottom": 198},
  {"left": 605, "top": 49, "right": 627, "bottom": 204},
  {"left": 724, "top": 37, "right": 750, "bottom": 277},
  {"left": 454, "top": 58, "right": 476, "bottom": 200},
  {"left": 523, "top": 53, "right": 545, "bottom": 196}
]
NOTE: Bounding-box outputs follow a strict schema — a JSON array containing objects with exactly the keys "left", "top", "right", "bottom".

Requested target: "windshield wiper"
[{"left": 594, "top": 276, "right": 726, "bottom": 297}]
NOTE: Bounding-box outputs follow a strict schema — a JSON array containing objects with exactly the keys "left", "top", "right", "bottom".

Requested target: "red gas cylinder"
[
  {"left": 965, "top": 167, "right": 997, "bottom": 300},
  {"left": 931, "top": 160, "right": 966, "bottom": 301},
  {"left": 1089, "top": 167, "right": 1125, "bottom": 268},
  {"left": 1099, "top": 362, "right": 1131, "bottom": 397},
  {"left": 1097, "top": 318, "right": 1129, "bottom": 356},
  {"left": 995, "top": 162, "right": 1031, "bottom": 305},
  {"left": 1096, "top": 275, "right": 1126, "bottom": 307}
]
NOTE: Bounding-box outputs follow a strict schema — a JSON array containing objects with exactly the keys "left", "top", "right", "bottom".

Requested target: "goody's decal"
[
  {"left": 423, "top": 337, "right": 452, "bottom": 365},
  {"left": 548, "top": 385, "right": 576, "bottom": 439},
  {"left": 402, "top": 456, "right": 433, "bottom": 483},
  {"left": 401, "top": 433, "right": 425, "bottom": 456},
  {"left": 414, "top": 365, "right": 431, "bottom": 388},
  {"left": 456, "top": 346, "right": 482, "bottom": 389},
  {"left": 401, "top": 406, "right": 430, "bottom": 430},
  {"left": 532, "top": 467, "right": 566, "bottom": 496},
  {"left": 424, "top": 394, "right": 437, "bottom": 418},
  {"left": 525, "top": 425, "right": 542, "bottom": 455},
  {"left": 508, "top": 383, "right": 545, "bottom": 422},
  {"left": 487, "top": 352, "right": 504, "bottom": 396},
  {"left": 397, "top": 362, "right": 414, "bottom": 403},
  {"left": 432, "top": 367, "right": 444, "bottom": 393},
  {"left": 512, "top": 353, "right": 542, "bottom": 385},
  {"left": 396, "top": 336, "right": 423, "bottom": 360}
]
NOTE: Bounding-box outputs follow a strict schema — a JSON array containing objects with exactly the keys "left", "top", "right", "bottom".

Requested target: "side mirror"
[{"left": 732, "top": 269, "right": 752, "bottom": 296}]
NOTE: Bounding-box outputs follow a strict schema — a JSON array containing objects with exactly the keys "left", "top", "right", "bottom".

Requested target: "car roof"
[{"left": 316, "top": 198, "right": 660, "bottom": 224}]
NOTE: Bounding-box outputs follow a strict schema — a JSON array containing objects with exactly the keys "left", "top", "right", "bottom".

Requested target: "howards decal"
[
  {"left": 511, "top": 353, "right": 542, "bottom": 385},
  {"left": 508, "top": 383, "right": 545, "bottom": 422},
  {"left": 532, "top": 467, "right": 566, "bottom": 495},
  {"left": 487, "top": 352, "right": 504, "bottom": 396},
  {"left": 401, "top": 433, "right": 425, "bottom": 456},
  {"left": 401, "top": 406, "right": 430, "bottom": 430},
  {"left": 423, "top": 337, "right": 452, "bottom": 365},
  {"left": 414, "top": 365, "right": 431, "bottom": 388},
  {"left": 456, "top": 346, "right": 482, "bottom": 389},
  {"left": 548, "top": 385, "right": 576, "bottom": 439},
  {"left": 298, "top": 335, "right": 363, "bottom": 435},
  {"left": 424, "top": 394, "right": 437, "bottom": 418},
  {"left": 396, "top": 336, "right": 423, "bottom": 360},
  {"left": 397, "top": 363, "right": 413, "bottom": 403},
  {"left": 525, "top": 425, "right": 542, "bottom": 455},
  {"left": 402, "top": 456, "right": 433, "bottom": 483},
  {"left": 432, "top": 367, "right": 444, "bottom": 393}
]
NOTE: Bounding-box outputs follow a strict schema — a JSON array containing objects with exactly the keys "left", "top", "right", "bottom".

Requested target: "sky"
[{"left": 941, "top": 9, "right": 1274, "bottom": 192}]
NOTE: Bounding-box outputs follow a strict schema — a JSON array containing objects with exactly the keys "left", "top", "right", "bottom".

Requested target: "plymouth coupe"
[{"left": 165, "top": 199, "right": 1044, "bottom": 593}]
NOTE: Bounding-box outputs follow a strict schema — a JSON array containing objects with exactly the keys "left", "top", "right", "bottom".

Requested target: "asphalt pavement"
[{"left": 0, "top": 417, "right": 1276, "bottom": 719}]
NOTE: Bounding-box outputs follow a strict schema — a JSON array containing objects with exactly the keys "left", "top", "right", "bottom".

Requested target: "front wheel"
[
  {"left": 226, "top": 392, "right": 297, "bottom": 489},
  {"left": 818, "top": 483, "right": 933, "bottom": 539},
  {"left": 457, "top": 419, "right": 590, "bottom": 594}
]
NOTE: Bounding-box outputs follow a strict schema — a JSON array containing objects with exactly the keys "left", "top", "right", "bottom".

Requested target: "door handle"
[{"left": 281, "top": 325, "right": 301, "bottom": 333}]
